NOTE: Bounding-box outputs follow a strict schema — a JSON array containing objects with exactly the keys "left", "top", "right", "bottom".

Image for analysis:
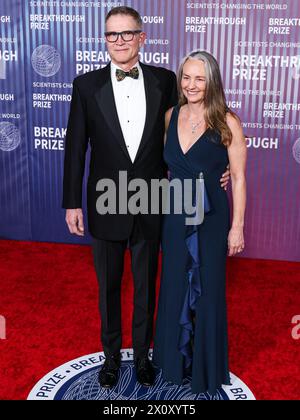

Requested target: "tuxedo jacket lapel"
[
  {"left": 135, "top": 63, "right": 162, "bottom": 162},
  {"left": 93, "top": 62, "right": 162, "bottom": 163},
  {"left": 94, "top": 63, "right": 131, "bottom": 161}
]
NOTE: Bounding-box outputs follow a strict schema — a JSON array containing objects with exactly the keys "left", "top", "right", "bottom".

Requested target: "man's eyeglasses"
[{"left": 105, "top": 30, "right": 142, "bottom": 43}]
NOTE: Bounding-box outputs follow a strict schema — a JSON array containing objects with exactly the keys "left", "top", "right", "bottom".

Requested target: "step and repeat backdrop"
[{"left": 0, "top": 0, "right": 299, "bottom": 261}]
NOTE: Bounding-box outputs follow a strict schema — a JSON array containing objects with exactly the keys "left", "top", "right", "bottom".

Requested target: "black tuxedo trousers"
[{"left": 93, "top": 218, "right": 160, "bottom": 359}]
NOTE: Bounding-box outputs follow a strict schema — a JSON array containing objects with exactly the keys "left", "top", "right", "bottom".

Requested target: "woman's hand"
[
  {"left": 228, "top": 226, "right": 244, "bottom": 256},
  {"left": 220, "top": 165, "right": 230, "bottom": 190}
]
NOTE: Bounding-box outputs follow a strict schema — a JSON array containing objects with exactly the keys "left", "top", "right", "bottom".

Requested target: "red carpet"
[{"left": 0, "top": 239, "right": 299, "bottom": 400}]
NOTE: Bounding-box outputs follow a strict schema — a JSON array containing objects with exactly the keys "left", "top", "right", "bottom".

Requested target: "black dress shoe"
[
  {"left": 98, "top": 355, "right": 121, "bottom": 388},
  {"left": 135, "top": 356, "right": 155, "bottom": 387}
]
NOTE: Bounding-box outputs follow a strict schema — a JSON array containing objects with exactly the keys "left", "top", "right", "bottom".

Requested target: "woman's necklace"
[{"left": 189, "top": 118, "right": 204, "bottom": 134}]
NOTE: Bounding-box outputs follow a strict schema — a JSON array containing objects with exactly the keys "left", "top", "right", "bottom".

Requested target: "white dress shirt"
[{"left": 111, "top": 62, "right": 146, "bottom": 162}]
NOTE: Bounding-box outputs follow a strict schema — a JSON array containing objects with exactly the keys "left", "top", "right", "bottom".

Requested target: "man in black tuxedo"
[
  {"left": 63, "top": 6, "right": 229, "bottom": 389},
  {"left": 63, "top": 6, "right": 178, "bottom": 388}
]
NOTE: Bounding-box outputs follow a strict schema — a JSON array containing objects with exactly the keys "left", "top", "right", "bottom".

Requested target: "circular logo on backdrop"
[
  {"left": 292, "top": 139, "right": 300, "bottom": 164},
  {"left": 31, "top": 45, "right": 61, "bottom": 77},
  {"left": 28, "top": 349, "right": 255, "bottom": 401},
  {"left": 0, "top": 122, "right": 21, "bottom": 151}
]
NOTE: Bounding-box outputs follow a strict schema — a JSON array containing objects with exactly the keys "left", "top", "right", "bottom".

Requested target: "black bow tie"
[{"left": 116, "top": 67, "right": 139, "bottom": 81}]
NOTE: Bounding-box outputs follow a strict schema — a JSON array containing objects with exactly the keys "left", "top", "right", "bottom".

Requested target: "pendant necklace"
[{"left": 189, "top": 118, "right": 203, "bottom": 134}]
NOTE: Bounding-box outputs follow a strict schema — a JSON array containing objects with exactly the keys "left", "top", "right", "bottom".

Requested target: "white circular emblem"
[
  {"left": 0, "top": 122, "right": 21, "bottom": 151},
  {"left": 31, "top": 45, "right": 61, "bottom": 77},
  {"left": 292, "top": 139, "right": 300, "bottom": 164},
  {"left": 28, "top": 349, "right": 255, "bottom": 400}
]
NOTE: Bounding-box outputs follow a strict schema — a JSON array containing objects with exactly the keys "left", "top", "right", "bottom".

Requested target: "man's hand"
[
  {"left": 220, "top": 165, "right": 230, "bottom": 190},
  {"left": 65, "top": 209, "right": 85, "bottom": 236}
]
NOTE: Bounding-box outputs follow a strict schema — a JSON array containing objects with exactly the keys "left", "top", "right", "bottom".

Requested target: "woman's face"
[{"left": 181, "top": 58, "right": 207, "bottom": 104}]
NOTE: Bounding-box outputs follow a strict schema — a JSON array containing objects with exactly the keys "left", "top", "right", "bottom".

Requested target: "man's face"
[{"left": 105, "top": 14, "right": 146, "bottom": 70}]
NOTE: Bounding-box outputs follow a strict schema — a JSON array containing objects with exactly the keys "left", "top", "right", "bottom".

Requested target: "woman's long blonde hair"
[{"left": 178, "top": 50, "right": 237, "bottom": 146}]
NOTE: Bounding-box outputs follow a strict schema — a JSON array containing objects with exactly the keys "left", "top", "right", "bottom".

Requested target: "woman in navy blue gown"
[{"left": 153, "top": 51, "right": 247, "bottom": 395}]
